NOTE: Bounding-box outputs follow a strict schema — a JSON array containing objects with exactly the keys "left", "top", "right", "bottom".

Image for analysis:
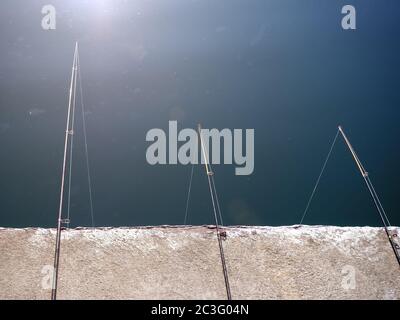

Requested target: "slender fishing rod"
[
  {"left": 51, "top": 43, "right": 79, "bottom": 300},
  {"left": 197, "top": 124, "right": 232, "bottom": 300},
  {"left": 338, "top": 125, "right": 400, "bottom": 267}
]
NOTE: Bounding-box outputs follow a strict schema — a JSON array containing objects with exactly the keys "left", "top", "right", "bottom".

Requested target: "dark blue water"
[{"left": 0, "top": 0, "right": 399, "bottom": 227}]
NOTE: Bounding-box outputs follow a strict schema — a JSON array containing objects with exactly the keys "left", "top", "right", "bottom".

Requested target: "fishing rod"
[
  {"left": 338, "top": 125, "right": 400, "bottom": 267},
  {"left": 51, "top": 43, "right": 78, "bottom": 300},
  {"left": 197, "top": 124, "right": 232, "bottom": 300}
]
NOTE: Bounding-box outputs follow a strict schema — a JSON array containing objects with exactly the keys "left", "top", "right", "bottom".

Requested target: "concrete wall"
[{"left": 0, "top": 225, "right": 399, "bottom": 299}]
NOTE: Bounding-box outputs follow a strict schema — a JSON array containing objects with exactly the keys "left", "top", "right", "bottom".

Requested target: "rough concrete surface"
[{"left": 0, "top": 225, "right": 399, "bottom": 300}]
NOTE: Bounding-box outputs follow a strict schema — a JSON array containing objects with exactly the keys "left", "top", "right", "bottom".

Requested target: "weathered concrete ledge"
[{"left": 0, "top": 225, "right": 399, "bottom": 299}]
